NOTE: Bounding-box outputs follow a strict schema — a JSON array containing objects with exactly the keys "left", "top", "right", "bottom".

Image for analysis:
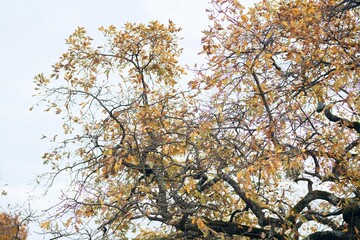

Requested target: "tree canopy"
[
  {"left": 33, "top": 0, "right": 359, "bottom": 239},
  {"left": 0, "top": 212, "right": 28, "bottom": 240}
]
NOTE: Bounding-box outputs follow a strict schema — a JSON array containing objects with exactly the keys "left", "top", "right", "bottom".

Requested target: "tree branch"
[
  {"left": 302, "top": 230, "right": 356, "bottom": 240},
  {"left": 218, "top": 172, "right": 268, "bottom": 226},
  {"left": 287, "top": 190, "right": 342, "bottom": 224},
  {"left": 323, "top": 105, "right": 360, "bottom": 133},
  {"left": 206, "top": 220, "right": 285, "bottom": 240}
]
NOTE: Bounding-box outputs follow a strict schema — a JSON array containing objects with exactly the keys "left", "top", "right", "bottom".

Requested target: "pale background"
[{"left": 0, "top": 1, "right": 257, "bottom": 238}]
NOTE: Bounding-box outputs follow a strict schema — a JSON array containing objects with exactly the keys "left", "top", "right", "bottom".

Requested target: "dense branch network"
[{"left": 33, "top": 0, "right": 360, "bottom": 239}]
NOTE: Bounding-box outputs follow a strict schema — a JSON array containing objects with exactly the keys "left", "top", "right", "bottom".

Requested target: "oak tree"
[
  {"left": 33, "top": 0, "right": 359, "bottom": 239},
  {"left": 0, "top": 212, "right": 28, "bottom": 240}
]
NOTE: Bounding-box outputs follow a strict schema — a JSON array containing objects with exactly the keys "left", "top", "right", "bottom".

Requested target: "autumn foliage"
[
  {"left": 0, "top": 212, "right": 28, "bottom": 240},
  {"left": 33, "top": 0, "right": 359, "bottom": 239}
]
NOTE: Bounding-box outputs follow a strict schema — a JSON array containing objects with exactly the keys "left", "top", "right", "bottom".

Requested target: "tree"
[
  {"left": 33, "top": 0, "right": 359, "bottom": 239},
  {"left": 0, "top": 212, "right": 28, "bottom": 240}
]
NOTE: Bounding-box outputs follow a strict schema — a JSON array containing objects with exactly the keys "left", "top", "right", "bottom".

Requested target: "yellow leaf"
[
  {"left": 241, "top": 15, "right": 248, "bottom": 22},
  {"left": 196, "top": 218, "right": 209, "bottom": 236},
  {"left": 184, "top": 184, "right": 190, "bottom": 194},
  {"left": 104, "top": 148, "right": 113, "bottom": 156},
  {"left": 65, "top": 218, "right": 72, "bottom": 228},
  {"left": 264, "top": 53, "right": 272, "bottom": 58},
  {"left": 113, "top": 111, "right": 120, "bottom": 117},
  {"left": 275, "top": 148, "right": 283, "bottom": 154},
  {"left": 237, "top": 171, "right": 243, "bottom": 183},
  {"left": 40, "top": 220, "right": 51, "bottom": 230}
]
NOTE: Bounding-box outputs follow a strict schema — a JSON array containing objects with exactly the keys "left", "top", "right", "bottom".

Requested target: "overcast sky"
[{"left": 0, "top": 1, "right": 257, "bottom": 238}]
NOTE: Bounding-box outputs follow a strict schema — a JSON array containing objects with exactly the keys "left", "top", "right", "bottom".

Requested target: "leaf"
[
  {"left": 40, "top": 220, "right": 51, "bottom": 230},
  {"left": 196, "top": 218, "right": 209, "bottom": 237},
  {"left": 64, "top": 218, "right": 72, "bottom": 228},
  {"left": 241, "top": 15, "right": 248, "bottom": 22}
]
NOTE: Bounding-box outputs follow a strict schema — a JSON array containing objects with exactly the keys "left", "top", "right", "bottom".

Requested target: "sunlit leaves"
[
  {"left": 197, "top": 0, "right": 359, "bottom": 237},
  {"left": 33, "top": 19, "right": 199, "bottom": 239},
  {"left": 0, "top": 213, "right": 28, "bottom": 240},
  {"left": 99, "top": 20, "right": 185, "bottom": 88},
  {"left": 33, "top": 0, "right": 360, "bottom": 239}
]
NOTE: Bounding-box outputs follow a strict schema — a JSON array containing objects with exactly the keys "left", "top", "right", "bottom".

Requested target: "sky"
[{"left": 0, "top": 1, "right": 257, "bottom": 239}]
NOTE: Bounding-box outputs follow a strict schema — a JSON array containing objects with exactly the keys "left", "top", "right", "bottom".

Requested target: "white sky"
[{"left": 0, "top": 1, "right": 257, "bottom": 239}]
